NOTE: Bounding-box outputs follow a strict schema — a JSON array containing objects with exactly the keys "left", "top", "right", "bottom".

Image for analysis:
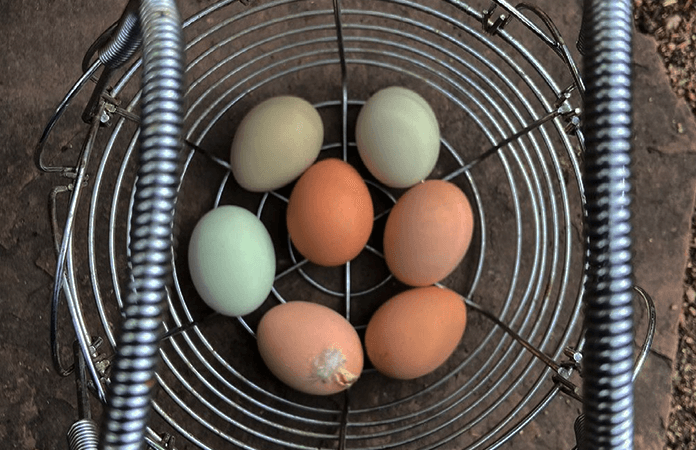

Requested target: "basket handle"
[
  {"left": 97, "top": 0, "right": 186, "bottom": 449},
  {"left": 579, "top": 1, "right": 636, "bottom": 449}
]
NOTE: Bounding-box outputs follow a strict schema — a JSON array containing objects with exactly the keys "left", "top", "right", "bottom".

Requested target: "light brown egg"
[
  {"left": 286, "top": 158, "right": 374, "bottom": 267},
  {"left": 365, "top": 286, "right": 467, "bottom": 380},
  {"left": 384, "top": 179, "right": 474, "bottom": 286},
  {"left": 257, "top": 301, "right": 364, "bottom": 395}
]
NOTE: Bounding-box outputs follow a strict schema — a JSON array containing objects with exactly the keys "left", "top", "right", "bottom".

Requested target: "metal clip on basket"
[{"left": 37, "top": 0, "right": 655, "bottom": 449}]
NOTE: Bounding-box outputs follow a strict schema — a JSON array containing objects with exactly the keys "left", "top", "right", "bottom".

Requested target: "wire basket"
[{"left": 37, "top": 0, "right": 655, "bottom": 449}]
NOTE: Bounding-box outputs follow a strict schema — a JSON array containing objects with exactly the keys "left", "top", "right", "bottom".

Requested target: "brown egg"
[
  {"left": 286, "top": 158, "right": 374, "bottom": 266},
  {"left": 384, "top": 179, "right": 474, "bottom": 286},
  {"left": 365, "top": 286, "right": 467, "bottom": 380},
  {"left": 257, "top": 301, "right": 364, "bottom": 395}
]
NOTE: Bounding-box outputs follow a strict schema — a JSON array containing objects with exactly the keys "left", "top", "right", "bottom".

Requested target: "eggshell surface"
[
  {"left": 287, "top": 158, "right": 374, "bottom": 266},
  {"left": 188, "top": 205, "right": 275, "bottom": 316},
  {"left": 356, "top": 86, "right": 440, "bottom": 188},
  {"left": 230, "top": 96, "right": 324, "bottom": 192},
  {"left": 365, "top": 286, "right": 467, "bottom": 380},
  {"left": 384, "top": 180, "right": 474, "bottom": 286},
  {"left": 257, "top": 301, "right": 364, "bottom": 395}
]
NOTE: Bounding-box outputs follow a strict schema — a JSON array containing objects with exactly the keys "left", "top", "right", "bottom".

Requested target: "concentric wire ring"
[{"left": 56, "top": 0, "right": 587, "bottom": 448}]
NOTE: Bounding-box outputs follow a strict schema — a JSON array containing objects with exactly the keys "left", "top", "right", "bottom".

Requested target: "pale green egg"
[
  {"left": 356, "top": 86, "right": 440, "bottom": 189},
  {"left": 188, "top": 205, "right": 275, "bottom": 316}
]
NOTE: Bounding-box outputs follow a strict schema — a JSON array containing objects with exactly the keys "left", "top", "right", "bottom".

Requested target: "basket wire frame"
[{"left": 36, "top": 0, "right": 655, "bottom": 449}]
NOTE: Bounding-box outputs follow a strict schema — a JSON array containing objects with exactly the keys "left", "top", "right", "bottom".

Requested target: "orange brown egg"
[
  {"left": 383, "top": 179, "right": 474, "bottom": 286},
  {"left": 286, "top": 158, "right": 374, "bottom": 266},
  {"left": 365, "top": 286, "right": 467, "bottom": 380}
]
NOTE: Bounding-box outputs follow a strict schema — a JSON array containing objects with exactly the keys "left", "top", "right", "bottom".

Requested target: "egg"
[
  {"left": 286, "top": 158, "right": 374, "bottom": 266},
  {"left": 355, "top": 86, "right": 440, "bottom": 188},
  {"left": 257, "top": 301, "right": 364, "bottom": 395},
  {"left": 188, "top": 205, "right": 275, "bottom": 316},
  {"left": 230, "top": 96, "right": 324, "bottom": 192},
  {"left": 365, "top": 286, "right": 467, "bottom": 380},
  {"left": 384, "top": 179, "right": 474, "bottom": 286}
]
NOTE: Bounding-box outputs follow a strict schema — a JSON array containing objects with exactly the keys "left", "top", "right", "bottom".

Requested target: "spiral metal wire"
[
  {"left": 35, "top": 0, "right": 649, "bottom": 449},
  {"left": 97, "top": 0, "right": 143, "bottom": 70},
  {"left": 68, "top": 419, "right": 100, "bottom": 450},
  {"left": 98, "top": 1, "right": 186, "bottom": 449},
  {"left": 580, "top": 1, "right": 635, "bottom": 449}
]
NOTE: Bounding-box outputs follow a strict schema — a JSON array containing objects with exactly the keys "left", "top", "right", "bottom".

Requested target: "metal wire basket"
[{"left": 37, "top": 0, "right": 655, "bottom": 449}]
